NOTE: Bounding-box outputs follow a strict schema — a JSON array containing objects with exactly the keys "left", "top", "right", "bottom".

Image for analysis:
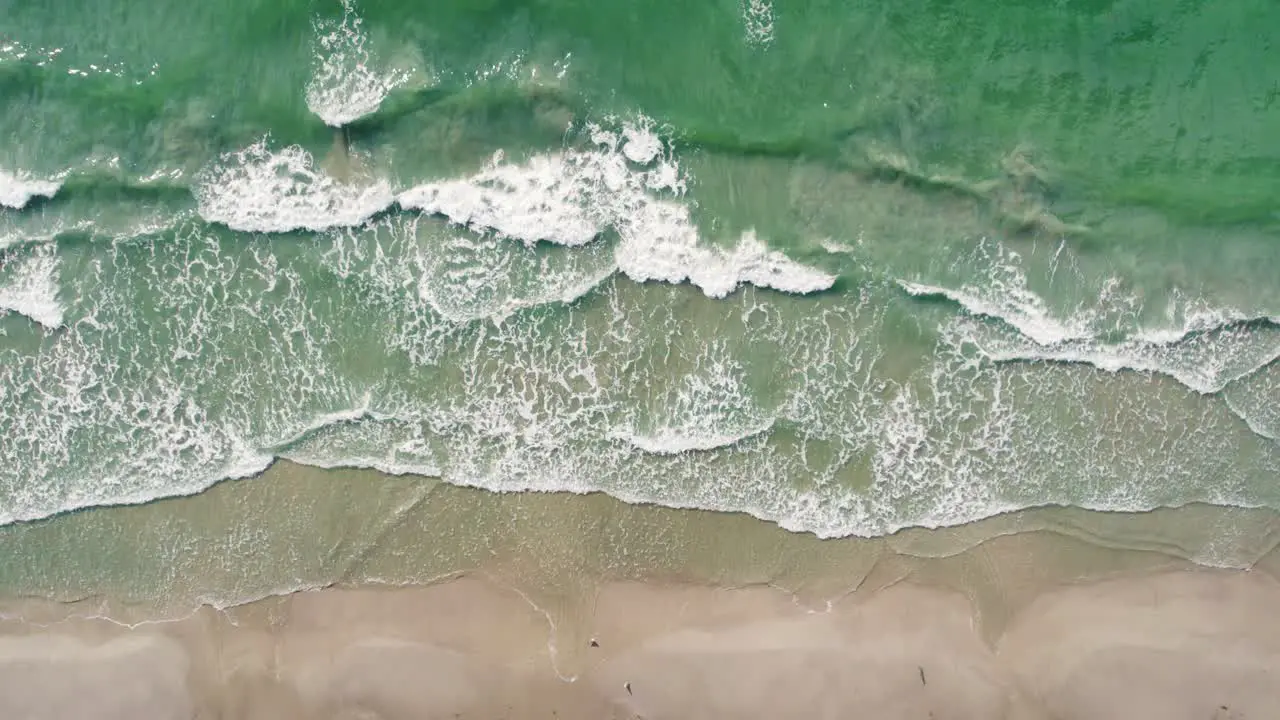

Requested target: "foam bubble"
[
  {"left": 399, "top": 120, "right": 835, "bottom": 298},
  {"left": 194, "top": 139, "right": 394, "bottom": 232},
  {"left": 620, "top": 122, "right": 663, "bottom": 164},
  {"left": 613, "top": 344, "right": 776, "bottom": 454},
  {"left": 281, "top": 415, "right": 443, "bottom": 477},
  {"left": 0, "top": 243, "right": 65, "bottom": 328},
  {"left": 306, "top": 0, "right": 423, "bottom": 127},
  {"left": 0, "top": 169, "right": 61, "bottom": 210},
  {"left": 415, "top": 227, "right": 616, "bottom": 324}
]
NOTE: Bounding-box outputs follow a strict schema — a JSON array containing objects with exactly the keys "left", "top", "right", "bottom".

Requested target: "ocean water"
[{"left": 2, "top": 0, "right": 1279, "bottom": 554}]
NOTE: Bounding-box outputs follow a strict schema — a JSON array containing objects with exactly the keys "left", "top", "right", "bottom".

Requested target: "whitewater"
[{"left": 1, "top": 0, "right": 1277, "bottom": 545}]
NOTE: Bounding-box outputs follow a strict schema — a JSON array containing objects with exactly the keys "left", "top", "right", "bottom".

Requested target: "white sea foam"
[
  {"left": 949, "top": 307, "right": 1280, "bottom": 395},
  {"left": 613, "top": 346, "right": 777, "bottom": 455},
  {"left": 0, "top": 243, "right": 65, "bottom": 328},
  {"left": 618, "top": 423, "right": 773, "bottom": 455},
  {"left": 1, "top": 39, "right": 151, "bottom": 83},
  {"left": 195, "top": 139, "right": 395, "bottom": 232},
  {"left": 399, "top": 151, "right": 604, "bottom": 247},
  {"left": 897, "top": 239, "right": 1280, "bottom": 395},
  {"left": 399, "top": 119, "right": 835, "bottom": 298},
  {"left": 0, "top": 450, "right": 276, "bottom": 527},
  {"left": 415, "top": 229, "right": 616, "bottom": 324},
  {"left": 1133, "top": 301, "right": 1267, "bottom": 345},
  {"left": 742, "top": 0, "right": 776, "bottom": 47},
  {"left": 306, "top": 0, "right": 423, "bottom": 126},
  {"left": 0, "top": 169, "right": 61, "bottom": 209},
  {"left": 898, "top": 280, "right": 1094, "bottom": 346},
  {"left": 896, "top": 239, "right": 1095, "bottom": 346},
  {"left": 617, "top": 222, "right": 835, "bottom": 298},
  {"left": 284, "top": 440, "right": 441, "bottom": 478},
  {"left": 620, "top": 123, "right": 663, "bottom": 164}
]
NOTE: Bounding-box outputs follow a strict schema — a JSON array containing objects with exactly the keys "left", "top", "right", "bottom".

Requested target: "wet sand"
[{"left": 3, "top": 463, "right": 1280, "bottom": 719}]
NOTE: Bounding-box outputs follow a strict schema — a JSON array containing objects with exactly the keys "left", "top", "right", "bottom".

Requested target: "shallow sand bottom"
[{"left": 2, "top": 569, "right": 1278, "bottom": 720}]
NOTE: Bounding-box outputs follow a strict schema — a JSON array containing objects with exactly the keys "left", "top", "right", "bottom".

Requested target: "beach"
[
  {"left": 3, "top": 0, "right": 1279, "bottom": 716},
  {"left": 5, "top": 547, "right": 1280, "bottom": 719},
  {"left": 3, "top": 463, "right": 1280, "bottom": 719}
]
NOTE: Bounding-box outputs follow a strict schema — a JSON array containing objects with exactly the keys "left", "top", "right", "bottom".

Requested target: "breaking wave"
[{"left": 0, "top": 169, "right": 61, "bottom": 210}]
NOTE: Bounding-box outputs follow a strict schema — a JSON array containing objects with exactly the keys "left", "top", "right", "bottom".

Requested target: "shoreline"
[
  {"left": 4, "top": 462, "right": 1280, "bottom": 613},
  {"left": 3, "top": 462, "right": 1280, "bottom": 718}
]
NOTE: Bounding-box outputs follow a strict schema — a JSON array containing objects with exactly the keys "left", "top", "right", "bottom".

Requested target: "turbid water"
[{"left": 1, "top": 0, "right": 1279, "bottom": 602}]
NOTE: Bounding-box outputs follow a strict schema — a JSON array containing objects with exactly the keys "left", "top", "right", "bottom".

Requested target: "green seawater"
[{"left": 1, "top": 0, "right": 1278, "bottom": 599}]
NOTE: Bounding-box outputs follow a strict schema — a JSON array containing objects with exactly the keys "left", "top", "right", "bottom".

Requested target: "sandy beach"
[
  {"left": 4, "top": 532, "right": 1280, "bottom": 719},
  {"left": 3, "top": 464, "right": 1280, "bottom": 719},
  {"left": 4, "top": 0, "right": 1278, "bottom": 717}
]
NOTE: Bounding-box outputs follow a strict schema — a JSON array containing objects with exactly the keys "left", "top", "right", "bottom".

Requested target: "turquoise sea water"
[{"left": 2, "top": 0, "right": 1278, "bottom": 547}]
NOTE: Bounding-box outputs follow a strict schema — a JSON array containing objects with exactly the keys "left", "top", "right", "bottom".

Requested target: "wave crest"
[
  {"left": 194, "top": 139, "right": 394, "bottom": 233},
  {"left": 0, "top": 169, "right": 61, "bottom": 210},
  {"left": 896, "top": 239, "right": 1280, "bottom": 394},
  {"left": 400, "top": 119, "right": 835, "bottom": 298}
]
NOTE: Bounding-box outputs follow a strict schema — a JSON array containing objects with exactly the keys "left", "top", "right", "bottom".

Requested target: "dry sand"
[{"left": 3, "top": 568, "right": 1280, "bottom": 719}]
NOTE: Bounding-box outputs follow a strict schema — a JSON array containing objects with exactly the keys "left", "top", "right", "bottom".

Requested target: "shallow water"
[{"left": 1, "top": 0, "right": 1278, "bottom": 573}]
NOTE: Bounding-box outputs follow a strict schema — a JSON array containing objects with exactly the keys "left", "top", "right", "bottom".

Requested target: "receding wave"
[
  {"left": 613, "top": 419, "right": 776, "bottom": 455},
  {"left": 1222, "top": 361, "right": 1280, "bottom": 442}
]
